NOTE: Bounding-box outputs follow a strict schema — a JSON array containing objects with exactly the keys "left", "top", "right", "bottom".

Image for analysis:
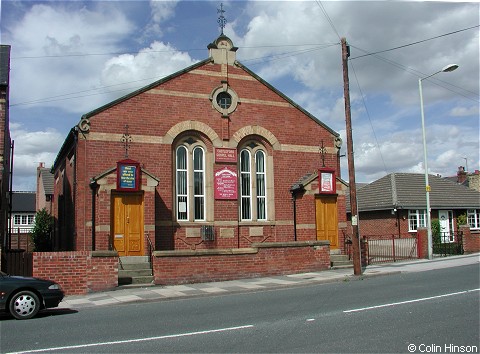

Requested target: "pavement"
[{"left": 59, "top": 253, "right": 479, "bottom": 310}]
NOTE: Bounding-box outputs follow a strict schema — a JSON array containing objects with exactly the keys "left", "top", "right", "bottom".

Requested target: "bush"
[
  {"left": 431, "top": 219, "right": 441, "bottom": 244},
  {"left": 457, "top": 213, "right": 467, "bottom": 226},
  {"left": 31, "top": 208, "right": 53, "bottom": 251}
]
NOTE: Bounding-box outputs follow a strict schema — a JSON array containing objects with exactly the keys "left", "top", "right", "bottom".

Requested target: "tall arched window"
[
  {"left": 175, "top": 144, "right": 205, "bottom": 221},
  {"left": 240, "top": 147, "right": 267, "bottom": 221}
]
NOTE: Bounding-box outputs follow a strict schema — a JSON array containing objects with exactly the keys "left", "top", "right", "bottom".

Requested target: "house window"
[
  {"left": 467, "top": 209, "right": 480, "bottom": 229},
  {"left": 239, "top": 147, "right": 267, "bottom": 221},
  {"left": 13, "top": 215, "right": 21, "bottom": 225},
  {"left": 175, "top": 144, "right": 205, "bottom": 221},
  {"left": 408, "top": 209, "right": 426, "bottom": 231}
]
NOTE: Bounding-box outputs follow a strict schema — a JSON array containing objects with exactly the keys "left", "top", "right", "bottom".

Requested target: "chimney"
[{"left": 457, "top": 166, "right": 467, "bottom": 184}]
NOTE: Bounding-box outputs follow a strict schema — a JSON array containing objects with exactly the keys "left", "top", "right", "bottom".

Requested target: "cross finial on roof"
[
  {"left": 217, "top": 3, "right": 227, "bottom": 34},
  {"left": 319, "top": 140, "right": 327, "bottom": 167},
  {"left": 121, "top": 124, "right": 132, "bottom": 158}
]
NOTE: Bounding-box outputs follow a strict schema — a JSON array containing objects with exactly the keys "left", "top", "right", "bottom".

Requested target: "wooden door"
[
  {"left": 112, "top": 193, "right": 144, "bottom": 256},
  {"left": 315, "top": 195, "right": 339, "bottom": 249}
]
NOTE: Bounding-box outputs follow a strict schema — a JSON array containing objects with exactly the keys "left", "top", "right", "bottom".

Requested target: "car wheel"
[{"left": 9, "top": 291, "right": 40, "bottom": 320}]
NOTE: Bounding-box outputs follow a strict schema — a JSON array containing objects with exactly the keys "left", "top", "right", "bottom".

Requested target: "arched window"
[
  {"left": 239, "top": 147, "right": 267, "bottom": 221},
  {"left": 175, "top": 144, "right": 206, "bottom": 221}
]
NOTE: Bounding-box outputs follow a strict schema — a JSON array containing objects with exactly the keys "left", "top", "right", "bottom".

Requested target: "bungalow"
[{"left": 347, "top": 173, "right": 480, "bottom": 242}]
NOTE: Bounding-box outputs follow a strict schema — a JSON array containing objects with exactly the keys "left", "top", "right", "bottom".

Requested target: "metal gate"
[
  {"left": 364, "top": 235, "right": 418, "bottom": 265},
  {"left": 433, "top": 231, "right": 463, "bottom": 257}
]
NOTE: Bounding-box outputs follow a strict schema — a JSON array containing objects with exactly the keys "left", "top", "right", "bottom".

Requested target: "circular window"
[
  {"left": 216, "top": 92, "right": 232, "bottom": 109},
  {"left": 211, "top": 86, "right": 239, "bottom": 116}
]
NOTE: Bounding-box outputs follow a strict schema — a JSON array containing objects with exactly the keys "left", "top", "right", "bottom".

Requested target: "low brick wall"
[
  {"left": 153, "top": 241, "right": 330, "bottom": 285},
  {"left": 32, "top": 251, "right": 118, "bottom": 295},
  {"left": 461, "top": 226, "right": 479, "bottom": 253}
]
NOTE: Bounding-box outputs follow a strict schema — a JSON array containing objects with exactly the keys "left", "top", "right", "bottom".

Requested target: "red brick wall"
[
  {"left": 32, "top": 251, "right": 118, "bottom": 295},
  {"left": 153, "top": 241, "right": 330, "bottom": 285},
  {"left": 461, "top": 226, "right": 479, "bottom": 253}
]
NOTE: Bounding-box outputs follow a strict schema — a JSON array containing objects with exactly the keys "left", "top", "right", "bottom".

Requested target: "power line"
[
  {"left": 349, "top": 60, "right": 389, "bottom": 176},
  {"left": 350, "top": 25, "right": 479, "bottom": 60},
  {"left": 12, "top": 43, "right": 338, "bottom": 60},
  {"left": 350, "top": 44, "right": 480, "bottom": 103},
  {"left": 315, "top": 0, "right": 341, "bottom": 41}
]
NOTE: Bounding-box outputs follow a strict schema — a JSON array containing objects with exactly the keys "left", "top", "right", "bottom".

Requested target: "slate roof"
[
  {"left": 347, "top": 173, "right": 480, "bottom": 212},
  {"left": 39, "top": 167, "right": 54, "bottom": 195},
  {"left": 12, "top": 192, "right": 36, "bottom": 213}
]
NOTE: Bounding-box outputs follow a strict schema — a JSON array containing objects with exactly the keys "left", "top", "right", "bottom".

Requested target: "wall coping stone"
[
  {"left": 252, "top": 241, "right": 330, "bottom": 248},
  {"left": 154, "top": 248, "right": 257, "bottom": 257},
  {"left": 153, "top": 241, "right": 329, "bottom": 258},
  {"left": 91, "top": 250, "right": 118, "bottom": 257}
]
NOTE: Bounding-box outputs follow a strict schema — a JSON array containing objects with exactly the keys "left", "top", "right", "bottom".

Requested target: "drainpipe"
[
  {"left": 290, "top": 183, "right": 304, "bottom": 242},
  {"left": 89, "top": 179, "right": 98, "bottom": 251}
]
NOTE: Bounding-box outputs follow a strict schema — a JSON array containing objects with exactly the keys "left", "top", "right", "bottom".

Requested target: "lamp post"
[{"left": 418, "top": 64, "right": 458, "bottom": 260}]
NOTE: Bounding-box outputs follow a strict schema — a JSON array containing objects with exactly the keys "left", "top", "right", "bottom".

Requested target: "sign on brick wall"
[
  {"left": 215, "top": 148, "right": 237, "bottom": 163},
  {"left": 215, "top": 167, "right": 237, "bottom": 200},
  {"left": 117, "top": 159, "right": 141, "bottom": 192}
]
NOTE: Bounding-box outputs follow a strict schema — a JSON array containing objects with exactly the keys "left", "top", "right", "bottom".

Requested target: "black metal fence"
[{"left": 433, "top": 231, "right": 463, "bottom": 257}]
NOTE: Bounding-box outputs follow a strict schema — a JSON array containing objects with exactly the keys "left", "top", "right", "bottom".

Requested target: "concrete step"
[
  {"left": 119, "top": 275, "right": 154, "bottom": 285},
  {"left": 118, "top": 256, "right": 153, "bottom": 286},
  {"left": 330, "top": 249, "right": 342, "bottom": 255},
  {"left": 118, "top": 269, "right": 153, "bottom": 277},
  {"left": 330, "top": 254, "right": 350, "bottom": 262},
  {"left": 119, "top": 256, "right": 149, "bottom": 264},
  {"left": 330, "top": 264, "right": 354, "bottom": 270}
]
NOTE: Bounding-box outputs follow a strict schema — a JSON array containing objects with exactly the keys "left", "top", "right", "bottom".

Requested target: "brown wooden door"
[
  {"left": 315, "top": 195, "right": 339, "bottom": 249},
  {"left": 112, "top": 193, "right": 144, "bottom": 256}
]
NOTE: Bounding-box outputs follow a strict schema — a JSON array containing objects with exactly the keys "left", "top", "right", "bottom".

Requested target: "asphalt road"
[{"left": 1, "top": 264, "right": 479, "bottom": 353}]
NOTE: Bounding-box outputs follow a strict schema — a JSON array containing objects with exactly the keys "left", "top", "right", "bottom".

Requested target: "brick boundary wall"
[
  {"left": 32, "top": 251, "right": 118, "bottom": 295},
  {"left": 417, "top": 228, "right": 428, "bottom": 259},
  {"left": 460, "top": 225, "right": 479, "bottom": 253},
  {"left": 152, "top": 241, "right": 330, "bottom": 285}
]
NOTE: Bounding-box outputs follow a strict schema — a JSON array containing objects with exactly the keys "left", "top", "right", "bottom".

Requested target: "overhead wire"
[
  {"left": 350, "top": 25, "right": 479, "bottom": 60},
  {"left": 350, "top": 60, "right": 389, "bottom": 176}
]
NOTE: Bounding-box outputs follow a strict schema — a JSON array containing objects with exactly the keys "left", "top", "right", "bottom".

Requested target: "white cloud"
[
  {"left": 10, "top": 123, "right": 64, "bottom": 191},
  {"left": 450, "top": 105, "right": 479, "bottom": 117},
  {"left": 100, "top": 41, "right": 197, "bottom": 92}
]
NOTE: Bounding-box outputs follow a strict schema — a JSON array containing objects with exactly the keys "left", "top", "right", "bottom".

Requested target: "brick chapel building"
[{"left": 52, "top": 33, "right": 348, "bottom": 259}]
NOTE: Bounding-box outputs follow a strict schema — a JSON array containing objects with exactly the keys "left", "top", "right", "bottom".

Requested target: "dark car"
[{"left": 0, "top": 271, "right": 64, "bottom": 319}]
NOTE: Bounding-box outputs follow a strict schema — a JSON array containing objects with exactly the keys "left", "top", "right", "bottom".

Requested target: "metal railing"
[
  {"left": 433, "top": 231, "right": 463, "bottom": 257},
  {"left": 364, "top": 235, "right": 418, "bottom": 265},
  {"left": 145, "top": 233, "right": 154, "bottom": 272}
]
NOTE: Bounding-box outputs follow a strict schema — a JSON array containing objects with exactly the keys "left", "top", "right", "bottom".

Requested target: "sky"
[{"left": 0, "top": 0, "right": 479, "bottom": 191}]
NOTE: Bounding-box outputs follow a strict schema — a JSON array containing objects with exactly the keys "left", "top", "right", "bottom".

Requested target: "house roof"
[
  {"left": 347, "top": 173, "right": 480, "bottom": 212},
  {"left": 39, "top": 167, "right": 54, "bottom": 195},
  {"left": 12, "top": 192, "right": 36, "bottom": 213}
]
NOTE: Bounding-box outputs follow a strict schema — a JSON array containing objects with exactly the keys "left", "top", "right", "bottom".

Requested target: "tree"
[{"left": 31, "top": 208, "right": 53, "bottom": 251}]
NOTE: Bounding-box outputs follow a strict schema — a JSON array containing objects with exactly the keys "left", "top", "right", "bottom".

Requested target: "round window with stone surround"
[{"left": 211, "top": 86, "right": 239, "bottom": 116}]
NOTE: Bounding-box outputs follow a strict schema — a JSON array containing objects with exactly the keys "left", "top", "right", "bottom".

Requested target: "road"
[{"left": 1, "top": 264, "right": 479, "bottom": 353}]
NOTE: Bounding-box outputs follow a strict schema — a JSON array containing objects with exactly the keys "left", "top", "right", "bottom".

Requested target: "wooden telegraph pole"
[{"left": 341, "top": 37, "right": 362, "bottom": 275}]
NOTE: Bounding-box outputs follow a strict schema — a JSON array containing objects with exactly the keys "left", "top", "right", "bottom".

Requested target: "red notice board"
[
  {"left": 215, "top": 167, "right": 238, "bottom": 200},
  {"left": 318, "top": 168, "right": 336, "bottom": 194}
]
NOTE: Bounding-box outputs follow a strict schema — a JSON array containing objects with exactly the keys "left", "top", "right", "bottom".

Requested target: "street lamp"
[{"left": 418, "top": 63, "right": 458, "bottom": 260}]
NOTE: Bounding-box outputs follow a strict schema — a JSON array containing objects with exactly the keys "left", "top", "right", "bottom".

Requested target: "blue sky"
[{"left": 1, "top": 0, "right": 479, "bottom": 191}]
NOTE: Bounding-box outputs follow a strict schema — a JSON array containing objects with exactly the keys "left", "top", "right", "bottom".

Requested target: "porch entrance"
[
  {"left": 315, "top": 195, "right": 338, "bottom": 249},
  {"left": 112, "top": 193, "right": 144, "bottom": 256},
  {"left": 439, "top": 210, "right": 454, "bottom": 243}
]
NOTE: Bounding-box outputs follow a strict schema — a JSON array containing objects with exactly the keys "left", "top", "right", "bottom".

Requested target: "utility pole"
[{"left": 341, "top": 38, "right": 362, "bottom": 275}]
